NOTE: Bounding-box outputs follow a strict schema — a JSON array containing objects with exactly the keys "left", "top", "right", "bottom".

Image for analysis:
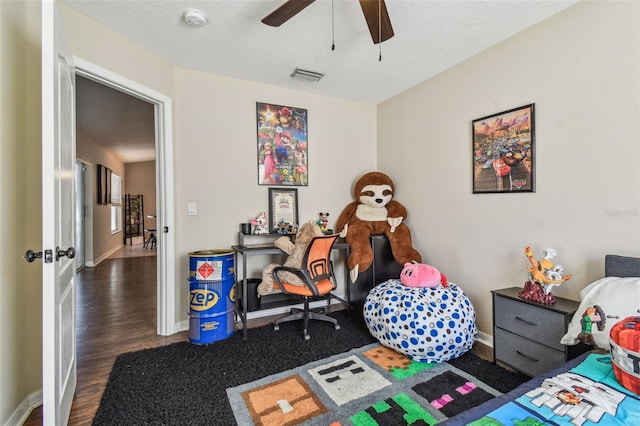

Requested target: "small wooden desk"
[{"left": 232, "top": 238, "right": 351, "bottom": 338}]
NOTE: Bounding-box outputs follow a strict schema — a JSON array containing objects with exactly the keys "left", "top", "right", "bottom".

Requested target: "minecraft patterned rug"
[{"left": 227, "top": 343, "right": 504, "bottom": 425}]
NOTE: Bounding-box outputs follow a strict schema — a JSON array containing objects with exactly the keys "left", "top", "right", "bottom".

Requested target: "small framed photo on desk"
[{"left": 268, "top": 188, "right": 298, "bottom": 233}]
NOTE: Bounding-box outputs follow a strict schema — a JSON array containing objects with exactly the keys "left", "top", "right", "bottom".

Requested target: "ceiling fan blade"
[
  {"left": 261, "top": 0, "right": 316, "bottom": 27},
  {"left": 359, "top": 0, "right": 394, "bottom": 44}
]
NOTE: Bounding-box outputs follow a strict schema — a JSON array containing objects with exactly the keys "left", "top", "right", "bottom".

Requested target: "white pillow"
[{"left": 560, "top": 277, "right": 640, "bottom": 349}]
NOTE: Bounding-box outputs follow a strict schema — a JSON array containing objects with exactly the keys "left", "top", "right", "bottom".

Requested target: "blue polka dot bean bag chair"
[{"left": 363, "top": 279, "right": 477, "bottom": 363}]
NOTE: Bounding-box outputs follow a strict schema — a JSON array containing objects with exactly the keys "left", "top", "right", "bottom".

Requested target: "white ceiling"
[{"left": 67, "top": 0, "right": 579, "bottom": 163}]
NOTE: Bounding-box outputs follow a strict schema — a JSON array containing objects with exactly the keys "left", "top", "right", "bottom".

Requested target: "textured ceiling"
[{"left": 66, "top": 0, "right": 579, "bottom": 162}]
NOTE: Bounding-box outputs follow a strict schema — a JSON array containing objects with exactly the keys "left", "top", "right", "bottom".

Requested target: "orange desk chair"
[{"left": 272, "top": 234, "right": 344, "bottom": 340}]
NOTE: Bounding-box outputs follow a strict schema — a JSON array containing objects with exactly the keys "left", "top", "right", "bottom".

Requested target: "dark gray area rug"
[{"left": 93, "top": 311, "right": 528, "bottom": 425}]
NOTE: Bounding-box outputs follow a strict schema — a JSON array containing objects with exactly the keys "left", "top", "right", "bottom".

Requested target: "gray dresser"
[{"left": 492, "top": 287, "right": 589, "bottom": 377}]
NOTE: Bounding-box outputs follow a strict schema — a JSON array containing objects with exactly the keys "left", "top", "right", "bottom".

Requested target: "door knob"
[
  {"left": 24, "top": 249, "right": 54, "bottom": 263},
  {"left": 24, "top": 250, "right": 42, "bottom": 263},
  {"left": 56, "top": 246, "right": 76, "bottom": 261}
]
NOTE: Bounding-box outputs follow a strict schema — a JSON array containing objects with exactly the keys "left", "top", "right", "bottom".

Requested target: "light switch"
[{"left": 188, "top": 203, "right": 197, "bottom": 216}]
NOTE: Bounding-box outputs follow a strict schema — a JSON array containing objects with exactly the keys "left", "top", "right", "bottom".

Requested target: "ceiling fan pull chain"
[
  {"left": 331, "top": 0, "right": 336, "bottom": 51},
  {"left": 378, "top": 0, "right": 382, "bottom": 61}
]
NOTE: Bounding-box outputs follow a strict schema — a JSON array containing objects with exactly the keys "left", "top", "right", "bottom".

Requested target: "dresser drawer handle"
[
  {"left": 516, "top": 350, "right": 539, "bottom": 362},
  {"left": 515, "top": 316, "right": 537, "bottom": 326}
]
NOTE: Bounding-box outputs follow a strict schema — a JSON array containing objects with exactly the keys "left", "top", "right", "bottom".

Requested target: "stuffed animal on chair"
[
  {"left": 335, "top": 171, "right": 422, "bottom": 282},
  {"left": 257, "top": 222, "right": 323, "bottom": 296}
]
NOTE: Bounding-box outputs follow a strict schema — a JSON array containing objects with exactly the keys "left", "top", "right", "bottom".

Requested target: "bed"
[{"left": 442, "top": 254, "right": 640, "bottom": 425}]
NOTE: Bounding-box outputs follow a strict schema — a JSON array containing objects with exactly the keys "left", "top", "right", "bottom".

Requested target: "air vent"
[{"left": 290, "top": 68, "right": 325, "bottom": 82}]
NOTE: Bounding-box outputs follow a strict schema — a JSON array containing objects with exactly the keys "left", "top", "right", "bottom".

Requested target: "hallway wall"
[
  {"left": 76, "top": 129, "right": 126, "bottom": 263},
  {"left": 125, "top": 161, "right": 156, "bottom": 217}
]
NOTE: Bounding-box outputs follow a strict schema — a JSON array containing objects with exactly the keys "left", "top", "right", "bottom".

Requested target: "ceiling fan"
[{"left": 261, "top": 0, "right": 394, "bottom": 45}]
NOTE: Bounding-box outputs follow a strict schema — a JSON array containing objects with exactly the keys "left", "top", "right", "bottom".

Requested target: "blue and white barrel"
[{"left": 187, "top": 250, "right": 236, "bottom": 344}]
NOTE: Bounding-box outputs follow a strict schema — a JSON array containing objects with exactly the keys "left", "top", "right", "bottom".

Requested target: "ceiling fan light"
[{"left": 290, "top": 68, "right": 325, "bottom": 82}]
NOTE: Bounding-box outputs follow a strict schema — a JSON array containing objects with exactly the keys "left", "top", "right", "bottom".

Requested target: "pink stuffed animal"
[{"left": 400, "top": 262, "right": 448, "bottom": 288}]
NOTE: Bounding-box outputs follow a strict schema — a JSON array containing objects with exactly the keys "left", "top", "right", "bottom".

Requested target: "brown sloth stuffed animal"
[{"left": 335, "top": 171, "right": 422, "bottom": 282}]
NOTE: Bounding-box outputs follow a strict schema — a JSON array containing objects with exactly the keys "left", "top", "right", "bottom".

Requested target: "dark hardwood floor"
[
  {"left": 24, "top": 255, "right": 187, "bottom": 425},
  {"left": 23, "top": 254, "right": 492, "bottom": 425}
]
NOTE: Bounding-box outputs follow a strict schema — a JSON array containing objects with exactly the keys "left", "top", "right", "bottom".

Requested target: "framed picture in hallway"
[
  {"left": 256, "top": 102, "right": 308, "bottom": 186},
  {"left": 472, "top": 103, "right": 535, "bottom": 194},
  {"left": 96, "top": 164, "right": 110, "bottom": 205},
  {"left": 97, "top": 164, "right": 104, "bottom": 204}
]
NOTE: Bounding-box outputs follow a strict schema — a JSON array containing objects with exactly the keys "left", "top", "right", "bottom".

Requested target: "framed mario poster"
[{"left": 256, "top": 102, "right": 308, "bottom": 186}]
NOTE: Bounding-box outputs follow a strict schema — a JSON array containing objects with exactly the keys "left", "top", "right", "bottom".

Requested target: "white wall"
[
  {"left": 4, "top": 0, "right": 638, "bottom": 422},
  {"left": 58, "top": 3, "right": 174, "bottom": 97},
  {"left": 172, "top": 67, "right": 376, "bottom": 319},
  {"left": 58, "top": 2, "right": 378, "bottom": 330},
  {"left": 377, "top": 0, "right": 640, "bottom": 334}
]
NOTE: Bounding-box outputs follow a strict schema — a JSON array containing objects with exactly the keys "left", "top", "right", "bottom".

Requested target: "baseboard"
[
  {"left": 91, "top": 244, "right": 124, "bottom": 267},
  {"left": 84, "top": 244, "right": 124, "bottom": 268},
  {"left": 5, "top": 389, "right": 42, "bottom": 426},
  {"left": 177, "top": 305, "right": 494, "bottom": 348},
  {"left": 176, "top": 319, "right": 189, "bottom": 333},
  {"left": 244, "top": 298, "right": 345, "bottom": 321},
  {"left": 475, "top": 330, "right": 493, "bottom": 348},
  {"left": 174, "top": 298, "right": 347, "bottom": 335}
]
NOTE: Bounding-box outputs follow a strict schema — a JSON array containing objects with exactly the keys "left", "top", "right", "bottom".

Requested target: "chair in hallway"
[{"left": 144, "top": 215, "right": 157, "bottom": 249}]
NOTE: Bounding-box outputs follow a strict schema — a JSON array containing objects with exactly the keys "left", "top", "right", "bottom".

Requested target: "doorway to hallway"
[{"left": 75, "top": 58, "right": 176, "bottom": 335}]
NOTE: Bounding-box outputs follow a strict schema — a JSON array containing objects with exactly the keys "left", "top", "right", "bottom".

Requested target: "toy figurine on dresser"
[{"left": 519, "top": 246, "right": 571, "bottom": 304}]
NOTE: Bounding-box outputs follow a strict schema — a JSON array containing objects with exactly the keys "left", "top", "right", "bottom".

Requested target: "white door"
[{"left": 42, "top": 1, "right": 77, "bottom": 424}]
